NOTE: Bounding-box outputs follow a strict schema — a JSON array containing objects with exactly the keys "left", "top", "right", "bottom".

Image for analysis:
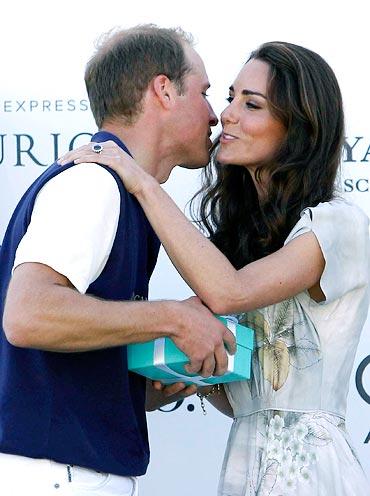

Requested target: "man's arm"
[
  {"left": 4, "top": 163, "right": 235, "bottom": 376},
  {"left": 3, "top": 262, "right": 235, "bottom": 376}
]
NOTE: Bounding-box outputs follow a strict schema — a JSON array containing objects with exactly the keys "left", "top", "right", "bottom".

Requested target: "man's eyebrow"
[{"left": 229, "top": 85, "right": 267, "bottom": 99}]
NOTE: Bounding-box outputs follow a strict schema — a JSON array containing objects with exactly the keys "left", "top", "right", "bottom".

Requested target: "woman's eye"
[
  {"left": 246, "top": 101, "right": 259, "bottom": 109},
  {"left": 226, "top": 96, "right": 233, "bottom": 103},
  {"left": 202, "top": 92, "right": 209, "bottom": 97}
]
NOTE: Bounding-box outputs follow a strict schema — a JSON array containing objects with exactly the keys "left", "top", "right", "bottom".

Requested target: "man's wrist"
[{"left": 158, "top": 300, "right": 184, "bottom": 340}]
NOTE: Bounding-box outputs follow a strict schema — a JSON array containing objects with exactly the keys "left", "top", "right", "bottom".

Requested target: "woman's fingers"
[
  {"left": 162, "top": 383, "right": 197, "bottom": 398},
  {"left": 57, "top": 144, "right": 90, "bottom": 165},
  {"left": 56, "top": 140, "right": 148, "bottom": 195},
  {"left": 57, "top": 141, "right": 118, "bottom": 166}
]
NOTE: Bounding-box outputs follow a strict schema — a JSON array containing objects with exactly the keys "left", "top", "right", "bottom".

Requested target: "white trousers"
[{"left": 0, "top": 452, "right": 138, "bottom": 496}]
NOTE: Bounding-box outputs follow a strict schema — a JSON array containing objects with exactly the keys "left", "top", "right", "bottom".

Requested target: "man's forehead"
[{"left": 184, "top": 45, "right": 209, "bottom": 84}]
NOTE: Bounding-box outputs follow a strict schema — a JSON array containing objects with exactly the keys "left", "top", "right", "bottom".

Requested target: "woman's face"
[{"left": 217, "top": 59, "right": 286, "bottom": 174}]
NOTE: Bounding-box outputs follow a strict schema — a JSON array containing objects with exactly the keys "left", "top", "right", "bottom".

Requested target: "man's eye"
[{"left": 202, "top": 92, "right": 209, "bottom": 97}]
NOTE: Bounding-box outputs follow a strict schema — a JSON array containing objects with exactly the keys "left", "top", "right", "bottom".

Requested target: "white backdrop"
[{"left": 1, "top": 1, "right": 369, "bottom": 494}]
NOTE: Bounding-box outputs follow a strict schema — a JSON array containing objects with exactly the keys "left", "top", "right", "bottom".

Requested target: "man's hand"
[
  {"left": 145, "top": 380, "right": 197, "bottom": 411},
  {"left": 171, "top": 296, "right": 236, "bottom": 378}
]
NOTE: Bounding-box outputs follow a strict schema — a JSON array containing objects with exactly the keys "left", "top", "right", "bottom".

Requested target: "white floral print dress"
[{"left": 219, "top": 198, "right": 370, "bottom": 496}]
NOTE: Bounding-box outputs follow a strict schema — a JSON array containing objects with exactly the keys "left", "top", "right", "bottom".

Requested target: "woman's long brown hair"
[{"left": 191, "top": 42, "right": 344, "bottom": 269}]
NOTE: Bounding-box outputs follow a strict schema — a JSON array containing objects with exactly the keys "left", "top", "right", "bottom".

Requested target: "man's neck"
[{"left": 100, "top": 121, "right": 175, "bottom": 183}]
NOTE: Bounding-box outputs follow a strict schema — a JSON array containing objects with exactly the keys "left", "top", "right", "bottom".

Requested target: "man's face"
[{"left": 171, "top": 47, "right": 218, "bottom": 168}]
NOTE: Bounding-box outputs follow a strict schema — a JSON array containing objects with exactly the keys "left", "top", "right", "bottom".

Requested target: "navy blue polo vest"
[{"left": 0, "top": 131, "right": 160, "bottom": 476}]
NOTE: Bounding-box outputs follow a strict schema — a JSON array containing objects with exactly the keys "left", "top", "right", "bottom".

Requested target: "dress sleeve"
[
  {"left": 13, "top": 163, "right": 121, "bottom": 293},
  {"left": 284, "top": 198, "right": 370, "bottom": 303}
]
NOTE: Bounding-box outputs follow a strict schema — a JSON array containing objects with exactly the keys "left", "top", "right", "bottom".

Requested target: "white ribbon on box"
[{"left": 153, "top": 318, "right": 237, "bottom": 385}]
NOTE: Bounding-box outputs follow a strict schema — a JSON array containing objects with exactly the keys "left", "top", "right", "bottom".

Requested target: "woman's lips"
[{"left": 220, "top": 132, "right": 238, "bottom": 143}]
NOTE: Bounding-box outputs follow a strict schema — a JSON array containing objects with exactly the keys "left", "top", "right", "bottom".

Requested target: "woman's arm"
[
  {"left": 134, "top": 176, "right": 325, "bottom": 314},
  {"left": 199, "top": 384, "right": 234, "bottom": 418},
  {"left": 58, "top": 142, "right": 325, "bottom": 314}
]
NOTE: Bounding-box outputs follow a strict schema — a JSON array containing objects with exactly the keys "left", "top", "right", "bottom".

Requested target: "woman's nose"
[{"left": 221, "top": 102, "right": 238, "bottom": 125}]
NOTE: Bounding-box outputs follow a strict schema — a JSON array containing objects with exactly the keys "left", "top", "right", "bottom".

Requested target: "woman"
[{"left": 59, "top": 42, "right": 370, "bottom": 495}]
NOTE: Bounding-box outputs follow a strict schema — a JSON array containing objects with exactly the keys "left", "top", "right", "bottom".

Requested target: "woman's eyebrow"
[{"left": 229, "top": 85, "right": 267, "bottom": 99}]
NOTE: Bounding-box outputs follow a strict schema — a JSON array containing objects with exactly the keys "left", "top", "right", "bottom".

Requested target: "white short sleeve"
[
  {"left": 284, "top": 198, "right": 370, "bottom": 303},
  {"left": 13, "top": 163, "right": 121, "bottom": 293}
]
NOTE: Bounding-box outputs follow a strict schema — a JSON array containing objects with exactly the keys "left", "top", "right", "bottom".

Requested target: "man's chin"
[
  {"left": 178, "top": 163, "right": 207, "bottom": 170},
  {"left": 178, "top": 153, "right": 211, "bottom": 170}
]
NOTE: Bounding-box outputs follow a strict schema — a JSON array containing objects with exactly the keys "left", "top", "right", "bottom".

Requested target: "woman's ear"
[{"left": 152, "top": 74, "right": 177, "bottom": 109}]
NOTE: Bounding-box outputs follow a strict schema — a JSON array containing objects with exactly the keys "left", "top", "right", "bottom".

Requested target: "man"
[{"left": 0, "top": 25, "right": 235, "bottom": 495}]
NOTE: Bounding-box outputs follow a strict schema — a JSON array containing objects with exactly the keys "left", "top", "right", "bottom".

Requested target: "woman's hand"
[
  {"left": 57, "top": 140, "right": 149, "bottom": 196},
  {"left": 145, "top": 380, "right": 198, "bottom": 411}
]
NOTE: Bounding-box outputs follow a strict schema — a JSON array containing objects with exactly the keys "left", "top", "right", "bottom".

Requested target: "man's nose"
[
  {"left": 209, "top": 112, "right": 218, "bottom": 126},
  {"left": 209, "top": 106, "right": 218, "bottom": 127}
]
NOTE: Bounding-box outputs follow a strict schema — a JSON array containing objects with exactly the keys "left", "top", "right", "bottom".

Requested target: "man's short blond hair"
[{"left": 85, "top": 24, "right": 194, "bottom": 127}]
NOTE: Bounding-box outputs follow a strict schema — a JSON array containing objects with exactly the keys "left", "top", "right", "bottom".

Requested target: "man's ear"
[{"left": 152, "top": 74, "right": 177, "bottom": 109}]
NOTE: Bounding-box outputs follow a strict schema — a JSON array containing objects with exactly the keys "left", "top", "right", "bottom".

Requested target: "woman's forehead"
[{"left": 231, "top": 59, "right": 270, "bottom": 94}]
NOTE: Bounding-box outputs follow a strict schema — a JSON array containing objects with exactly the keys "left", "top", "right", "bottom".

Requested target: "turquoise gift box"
[{"left": 127, "top": 316, "right": 254, "bottom": 385}]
